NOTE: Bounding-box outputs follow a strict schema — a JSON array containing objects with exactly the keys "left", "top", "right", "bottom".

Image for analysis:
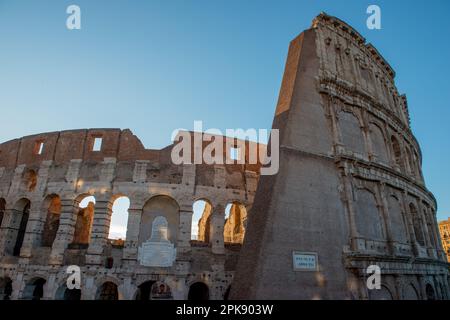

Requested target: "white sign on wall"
[
  {"left": 138, "top": 241, "right": 176, "bottom": 267},
  {"left": 292, "top": 251, "right": 318, "bottom": 271}
]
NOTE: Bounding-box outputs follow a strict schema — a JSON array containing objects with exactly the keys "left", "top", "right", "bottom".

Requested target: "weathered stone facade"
[
  {"left": 231, "top": 13, "right": 449, "bottom": 300},
  {"left": 0, "top": 129, "right": 261, "bottom": 300},
  {"left": 0, "top": 13, "right": 447, "bottom": 301}
]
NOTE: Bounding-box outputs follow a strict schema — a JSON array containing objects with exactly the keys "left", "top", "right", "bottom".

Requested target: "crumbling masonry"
[
  {"left": 231, "top": 13, "right": 449, "bottom": 300},
  {"left": 0, "top": 13, "right": 448, "bottom": 300}
]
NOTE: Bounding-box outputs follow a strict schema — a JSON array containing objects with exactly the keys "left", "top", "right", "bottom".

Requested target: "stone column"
[
  {"left": 11, "top": 272, "right": 24, "bottom": 300},
  {"left": 19, "top": 200, "right": 45, "bottom": 259},
  {"left": 122, "top": 204, "right": 142, "bottom": 266},
  {"left": 85, "top": 195, "right": 113, "bottom": 266},
  {"left": 177, "top": 204, "right": 193, "bottom": 254},
  {"left": 400, "top": 191, "right": 419, "bottom": 255},
  {"left": 0, "top": 207, "right": 15, "bottom": 256},
  {"left": 418, "top": 276, "right": 428, "bottom": 300},
  {"left": 0, "top": 205, "right": 26, "bottom": 257},
  {"left": 418, "top": 204, "right": 433, "bottom": 250},
  {"left": 49, "top": 197, "right": 78, "bottom": 265},
  {"left": 82, "top": 273, "right": 96, "bottom": 300},
  {"left": 377, "top": 183, "right": 394, "bottom": 254},
  {"left": 210, "top": 204, "right": 225, "bottom": 255},
  {"left": 43, "top": 273, "right": 57, "bottom": 300},
  {"left": 340, "top": 167, "right": 360, "bottom": 251}
]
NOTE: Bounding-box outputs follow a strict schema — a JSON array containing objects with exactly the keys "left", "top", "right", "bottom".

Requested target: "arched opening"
[
  {"left": 22, "top": 169, "right": 37, "bottom": 192},
  {"left": 387, "top": 195, "right": 407, "bottom": 243},
  {"left": 410, "top": 203, "right": 425, "bottom": 246},
  {"left": 12, "top": 198, "right": 31, "bottom": 257},
  {"left": 369, "top": 285, "right": 393, "bottom": 300},
  {"left": 108, "top": 196, "right": 130, "bottom": 245},
  {"left": 338, "top": 111, "right": 366, "bottom": 155},
  {"left": 71, "top": 195, "right": 95, "bottom": 247},
  {"left": 41, "top": 194, "right": 61, "bottom": 247},
  {"left": 0, "top": 277, "right": 13, "bottom": 300},
  {"left": 0, "top": 198, "right": 5, "bottom": 227},
  {"left": 224, "top": 202, "right": 247, "bottom": 244},
  {"left": 403, "top": 283, "right": 419, "bottom": 300},
  {"left": 63, "top": 288, "right": 81, "bottom": 300},
  {"left": 135, "top": 281, "right": 155, "bottom": 300},
  {"left": 391, "top": 136, "right": 404, "bottom": 172},
  {"left": 224, "top": 286, "right": 231, "bottom": 300},
  {"left": 23, "top": 278, "right": 46, "bottom": 300},
  {"left": 139, "top": 195, "right": 179, "bottom": 245},
  {"left": 55, "top": 284, "right": 81, "bottom": 300},
  {"left": 369, "top": 123, "right": 389, "bottom": 164},
  {"left": 413, "top": 151, "right": 422, "bottom": 179},
  {"left": 188, "top": 282, "right": 210, "bottom": 301},
  {"left": 150, "top": 282, "right": 173, "bottom": 300},
  {"left": 354, "top": 189, "right": 385, "bottom": 241},
  {"left": 191, "top": 199, "right": 212, "bottom": 242},
  {"left": 96, "top": 281, "right": 118, "bottom": 300},
  {"left": 405, "top": 147, "right": 415, "bottom": 176},
  {"left": 426, "top": 284, "right": 436, "bottom": 300}
]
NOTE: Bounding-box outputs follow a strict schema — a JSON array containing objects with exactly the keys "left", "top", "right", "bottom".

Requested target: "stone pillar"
[
  {"left": 0, "top": 206, "right": 26, "bottom": 257},
  {"left": 400, "top": 191, "right": 420, "bottom": 255},
  {"left": 43, "top": 273, "right": 57, "bottom": 300},
  {"left": 340, "top": 167, "right": 359, "bottom": 251},
  {"left": 11, "top": 272, "right": 24, "bottom": 300},
  {"left": 122, "top": 205, "right": 142, "bottom": 266},
  {"left": 210, "top": 204, "right": 225, "bottom": 255},
  {"left": 418, "top": 276, "right": 428, "bottom": 300},
  {"left": 377, "top": 183, "right": 394, "bottom": 253},
  {"left": 0, "top": 207, "right": 15, "bottom": 256},
  {"left": 177, "top": 204, "right": 193, "bottom": 253},
  {"left": 419, "top": 204, "right": 433, "bottom": 249},
  {"left": 85, "top": 195, "right": 113, "bottom": 266},
  {"left": 8, "top": 165, "right": 25, "bottom": 195},
  {"left": 49, "top": 198, "right": 78, "bottom": 265},
  {"left": 82, "top": 273, "right": 96, "bottom": 300},
  {"left": 18, "top": 200, "right": 44, "bottom": 259}
]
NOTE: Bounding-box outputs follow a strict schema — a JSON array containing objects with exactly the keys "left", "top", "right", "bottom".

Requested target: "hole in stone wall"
[
  {"left": 224, "top": 202, "right": 247, "bottom": 244},
  {"left": 13, "top": 199, "right": 30, "bottom": 256},
  {"left": 188, "top": 282, "right": 210, "bottom": 301},
  {"left": 96, "top": 282, "right": 118, "bottom": 300},
  {"left": 34, "top": 141, "right": 44, "bottom": 155},
  {"left": 22, "top": 169, "right": 37, "bottom": 192},
  {"left": 41, "top": 194, "right": 61, "bottom": 247},
  {"left": 92, "top": 137, "right": 103, "bottom": 152},
  {"left": 71, "top": 195, "right": 96, "bottom": 246},
  {"left": 191, "top": 200, "right": 212, "bottom": 241},
  {"left": 108, "top": 196, "right": 129, "bottom": 243}
]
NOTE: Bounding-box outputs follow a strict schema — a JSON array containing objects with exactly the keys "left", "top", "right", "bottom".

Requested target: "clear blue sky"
[{"left": 0, "top": 0, "right": 449, "bottom": 220}]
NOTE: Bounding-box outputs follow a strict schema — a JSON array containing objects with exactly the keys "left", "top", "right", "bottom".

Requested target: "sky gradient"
[{"left": 0, "top": 0, "right": 449, "bottom": 220}]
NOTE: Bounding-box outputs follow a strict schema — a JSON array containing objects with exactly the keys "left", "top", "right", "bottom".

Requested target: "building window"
[
  {"left": 34, "top": 141, "right": 44, "bottom": 155},
  {"left": 92, "top": 137, "right": 102, "bottom": 151}
]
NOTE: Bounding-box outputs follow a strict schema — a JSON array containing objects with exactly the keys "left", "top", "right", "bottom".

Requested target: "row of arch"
[
  {"left": 0, "top": 194, "right": 248, "bottom": 259},
  {"left": 369, "top": 282, "right": 441, "bottom": 300},
  {"left": 0, "top": 276, "right": 214, "bottom": 301},
  {"left": 337, "top": 106, "right": 422, "bottom": 181},
  {"left": 321, "top": 32, "right": 409, "bottom": 125},
  {"left": 353, "top": 185, "right": 439, "bottom": 250}
]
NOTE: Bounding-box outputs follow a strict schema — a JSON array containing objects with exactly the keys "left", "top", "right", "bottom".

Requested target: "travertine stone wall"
[
  {"left": 231, "top": 13, "right": 449, "bottom": 300},
  {"left": 0, "top": 129, "right": 260, "bottom": 300}
]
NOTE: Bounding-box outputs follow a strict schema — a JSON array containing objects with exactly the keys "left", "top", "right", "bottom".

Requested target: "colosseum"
[
  {"left": 0, "top": 13, "right": 448, "bottom": 300},
  {"left": 0, "top": 129, "right": 262, "bottom": 300},
  {"left": 231, "top": 13, "right": 449, "bottom": 300}
]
